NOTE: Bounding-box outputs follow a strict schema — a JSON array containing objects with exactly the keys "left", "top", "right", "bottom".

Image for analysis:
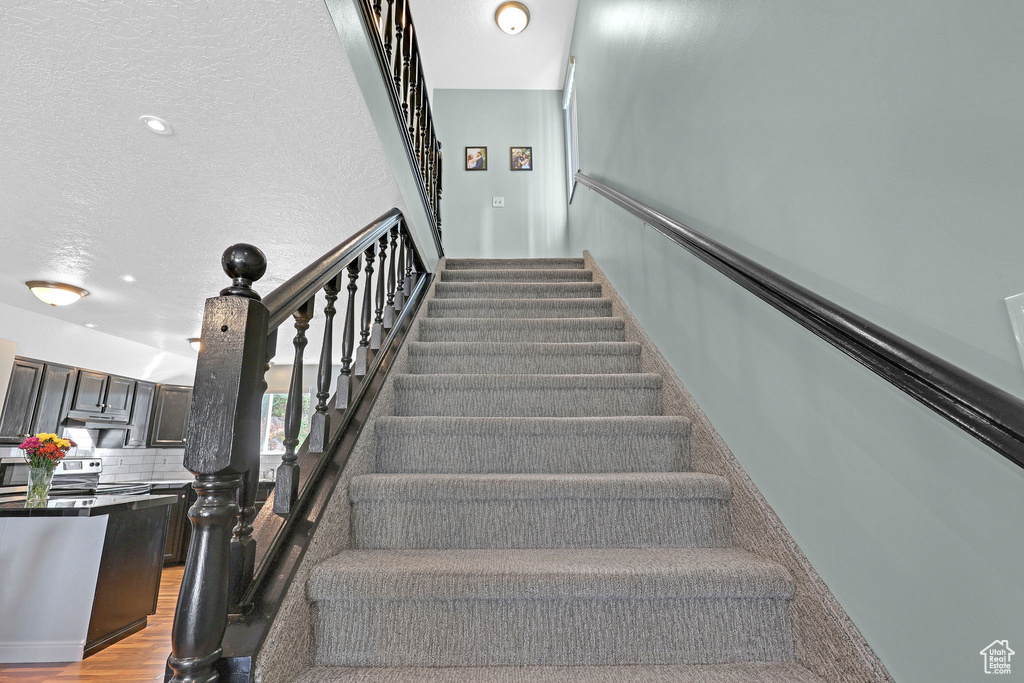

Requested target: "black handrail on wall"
[
  {"left": 165, "top": 208, "right": 432, "bottom": 683},
  {"left": 576, "top": 172, "right": 1024, "bottom": 469}
]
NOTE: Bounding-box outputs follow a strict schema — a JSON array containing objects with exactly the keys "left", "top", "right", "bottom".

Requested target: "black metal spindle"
[
  {"left": 407, "top": 48, "right": 418, "bottom": 136},
  {"left": 370, "top": 235, "right": 388, "bottom": 351},
  {"left": 274, "top": 297, "right": 315, "bottom": 516},
  {"left": 310, "top": 276, "right": 341, "bottom": 454},
  {"left": 354, "top": 244, "right": 376, "bottom": 376},
  {"left": 392, "top": 0, "right": 405, "bottom": 90},
  {"left": 384, "top": 227, "right": 398, "bottom": 328},
  {"left": 404, "top": 232, "right": 415, "bottom": 295},
  {"left": 335, "top": 260, "right": 360, "bottom": 410},
  {"left": 401, "top": 17, "right": 412, "bottom": 120}
]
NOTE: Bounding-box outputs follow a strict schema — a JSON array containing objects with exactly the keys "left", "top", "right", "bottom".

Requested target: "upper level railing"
[
  {"left": 576, "top": 172, "right": 1024, "bottom": 469},
  {"left": 357, "top": 0, "right": 444, "bottom": 256},
  {"left": 166, "top": 209, "right": 431, "bottom": 683}
]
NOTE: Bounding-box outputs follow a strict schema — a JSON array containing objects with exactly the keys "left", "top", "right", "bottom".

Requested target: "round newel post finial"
[{"left": 220, "top": 243, "right": 267, "bottom": 300}]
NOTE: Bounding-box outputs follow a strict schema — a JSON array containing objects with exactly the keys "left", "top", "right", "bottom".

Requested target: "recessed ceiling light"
[
  {"left": 121, "top": 274, "right": 136, "bottom": 282},
  {"left": 85, "top": 323, "right": 97, "bottom": 328},
  {"left": 188, "top": 337, "right": 202, "bottom": 352},
  {"left": 25, "top": 281, "right": 89, "bottom": 307},
  {"left": 495, "top": 1, "right": 530, "bottom": 34},
  {"left": 140, "top": 115, "right": 174, "bottom": 136}
]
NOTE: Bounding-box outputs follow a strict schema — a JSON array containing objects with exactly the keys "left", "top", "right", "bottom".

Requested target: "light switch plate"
[
  {"left": 492, "top": 196, "right": 505, "bottom": 208},
  {"left": 1004, "top": 292, "right": 1024, "bottom": 372}
]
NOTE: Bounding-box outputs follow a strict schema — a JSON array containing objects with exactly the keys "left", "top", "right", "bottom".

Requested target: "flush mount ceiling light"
[
  {"left": 188, "top": 337, "right": 202, "bottom": 352},
  {"left": 25, "top": 281, "right": 89, "bottom": 307},
  {"left": 140, "top": 115, "right": 174, "bottom": 136},
  {"left": 495, "top": 1, "right": 530, "bottom": 34}
]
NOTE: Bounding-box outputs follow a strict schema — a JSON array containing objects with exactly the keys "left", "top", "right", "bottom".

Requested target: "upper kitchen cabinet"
[
  {"left": 0, "top": 359, "right": 45, "bottom": 443},
  {"left": 30, "top": 363, "right": 78, "bottom": 437},
  {"left": 125, "top": 381, "right": 156, "bottom": 449},
  {"left": 68, "top": 371, "right": 136, "bottom": 423},
  {"left": 149, "top": 384, "right": 193, "bottom": 448}
]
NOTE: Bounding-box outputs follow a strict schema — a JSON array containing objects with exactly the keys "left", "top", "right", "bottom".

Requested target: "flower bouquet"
[{"left": 19, "top": 433, "right": 76, "bottom": 506}]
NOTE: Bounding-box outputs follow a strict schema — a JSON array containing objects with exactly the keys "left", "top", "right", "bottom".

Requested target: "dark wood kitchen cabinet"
[
  {"left": 0, "top": 359, "right": 45, "bottom": 443},
  {"left": 149, "top": 384, "right": 193, "bottom": 447},
  {"left": 69, "top": 371, "right": 136, "bottom": 421},
  {"left": 124, "top": 381, "right": 156, "bottom": 448},
  {"left": 30, "top": 363, "right": 78, "bottom": 436}
]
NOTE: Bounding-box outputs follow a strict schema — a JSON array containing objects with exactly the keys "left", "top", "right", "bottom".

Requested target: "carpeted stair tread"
[
  {"left": 445, "top": 258, "right": 585, "bottom": 270},
  {"left": 417, "top": 317, "right": 627, "bottom": 342},
  {"left": 440, "top": 269, "right": 594, "bottom": 282},
  {"left": 428, "top": 298, "right": 613, "bottom": 319},
  {"left": 292, "top": 663, "right": 826, "bottom": 682},
  {"left": 309, "top": 547, "right": 793, "bottom": 600},
  {"left": 350, "top": 472, "right": 732, "bottom": 549},
  {"left": 373, "top": 416, "right": 691, "bottom": 473},
  {"left": 434, "top": 282, "right": 603, "bottom": 299},
  {"left": 407, "top": 342, "right": 642, "bottom": 374},
  {"left": 393, "top": 373, "right": 663, "bottom": 417}
]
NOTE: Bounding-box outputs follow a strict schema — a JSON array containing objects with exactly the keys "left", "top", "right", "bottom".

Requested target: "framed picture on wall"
[
  {"left": 511, "top": 147, "right": 533, "bottom": 171},
  {"left": 465, "top": 146, "right": 487, "bottom": 171}
]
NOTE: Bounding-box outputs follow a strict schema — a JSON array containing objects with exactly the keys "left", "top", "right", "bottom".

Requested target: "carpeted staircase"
[{"left": 296, "top": 258, "right": 827, "bottom": 682}]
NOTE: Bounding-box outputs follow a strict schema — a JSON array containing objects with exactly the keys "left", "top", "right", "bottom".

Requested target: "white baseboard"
[{"left": 0, "top": 640, "right": 84, "bottom": 663}]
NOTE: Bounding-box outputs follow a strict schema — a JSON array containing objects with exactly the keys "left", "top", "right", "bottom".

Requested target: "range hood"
[{"left": 63, "top": 414, "right": 132, "bottom": 429}]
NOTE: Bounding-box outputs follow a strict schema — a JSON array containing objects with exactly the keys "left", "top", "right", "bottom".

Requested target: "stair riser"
[
  {"left": 417, "top": 320, "right": 626, "bottom": 343},
  {"left": 374, "top": 432, "right": 689, "bottom": 474},
  {"left": 394, "top": 386, "right": 663, "bottom": 417},
  {"left": 444, "top": 258, "right": 585, "bottom": 270},
  {"left": 408, "top": 353, "right": 641, "bottom": 375},
  {"left": 312, "top": 598, "right": 794, "bottom": 666},
  {"left": 440, "top": 270, "right": 594, "bottom": 282},
  {"left": 428, "top": 300, "right": 613, "bottom": 319},
  {"left": 351, "top": 499, "right": 731, "bottom": 549},
  {"left": 434, "top": 283, "right": 604, "bottom": 300}
]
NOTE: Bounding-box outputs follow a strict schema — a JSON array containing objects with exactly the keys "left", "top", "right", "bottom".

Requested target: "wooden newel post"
[{"left": 168, "top": 244, "right": 269, "bottom": 683}]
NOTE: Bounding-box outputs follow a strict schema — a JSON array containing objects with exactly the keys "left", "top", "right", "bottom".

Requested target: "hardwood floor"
[{"left": 0, "top": 565, "right": 183, "bottom": 683}]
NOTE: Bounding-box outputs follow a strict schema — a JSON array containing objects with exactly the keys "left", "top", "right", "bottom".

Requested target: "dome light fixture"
[
  {"left": 25, "top": 280, "right": 89, "bottom": 307},
  {"left": 495, "top": 1, "right": 530, "bottom": 35},
  {"left": 188, "top": 337, "right": 202, "bottom": 353},
  {"left": 140, "top": 115, "right": 174, "bottom": 136}
]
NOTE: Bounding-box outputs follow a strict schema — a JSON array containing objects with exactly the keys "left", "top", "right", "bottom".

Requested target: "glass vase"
[{"left": 26, "top": 466, "right": 55, "bottom": 507}]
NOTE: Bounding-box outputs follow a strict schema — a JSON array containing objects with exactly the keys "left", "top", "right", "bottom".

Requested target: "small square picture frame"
[
  {"left": 511, "top": 146, "right": 533, "bottom": 171},
  {"left": 465, "top": 146, "right": 488, "bottom": 171}
]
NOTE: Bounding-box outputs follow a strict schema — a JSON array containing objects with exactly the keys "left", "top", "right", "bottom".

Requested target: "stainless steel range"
[{"left": 0, "top": 457, "right": 152, "bottom": 496}]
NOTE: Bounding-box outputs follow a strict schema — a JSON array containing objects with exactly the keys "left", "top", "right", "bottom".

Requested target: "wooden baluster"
[
  {"left": 168, "top": 244, "right": 269, "bottom": 683},
  {"left": 407, "top": 48, "right": 419, "bottom": 138},
  {"left": 354, "top": 244, "right": 376, "bottom": 376},
  {"left": 229, "top": 328, "right": 276, "bottom": 610},
  {"left": 335, "top": 260, "right": 360, "bottom": 411},
  {"left": 273, "top": 297, "right": 315, "bottom": 516},
  {"left": 384, "top": 227, "right": 398, "bottom": 329},
  {"left": 382, "top": 0, "right": 394, "bottom": 62},
  {"left": 437, "top": 145, "right": 443, "bottom": 232},
  {"left": 372, "top": 0, "right": 382, "bottom": 27},
  {"left": 394, "top": 227, "right": 406, "bottom": 311},
  {"left": 401, "top": 16, "right": 412, "bottom": 120},
  {"left": 413, "top": 57, "right": 424, "bottom": 148},
  {"left": 310, "top": 276, "right": 342, "bottom": 454},
  {"left": 392, "top": 0, "right": 405, "bottom": 91},
  {"left": 404, "top": 231, "right": 415, "bottom": 295},
  {"left": 370, "top": 235, "right": 388, "bottom": 351}
]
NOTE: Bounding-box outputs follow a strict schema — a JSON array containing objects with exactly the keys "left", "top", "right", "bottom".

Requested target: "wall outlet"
[
  {"left": 117, "top": 457, "right": 124, "bottom": 466},
  {"left": 1005, "top": 292, "right": 1024, "bottom": 372},
  {"left": 492, "top": 196, "right": 505, "bottom": 208}
]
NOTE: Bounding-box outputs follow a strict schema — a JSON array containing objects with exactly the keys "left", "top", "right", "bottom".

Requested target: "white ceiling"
[
  {"left": 409, "top": 0, "right": 579, "bottom": 94},
  {"left": 0, "top": 0, "right": 408, "bottom": 360}
]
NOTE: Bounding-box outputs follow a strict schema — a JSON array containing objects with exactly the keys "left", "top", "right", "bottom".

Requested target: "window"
[
  {"left": 259, "top": 392, "right": 312, "bottom": 454},
  {"left": 563, "top": 56, "right": 580, "bottom": 202}
]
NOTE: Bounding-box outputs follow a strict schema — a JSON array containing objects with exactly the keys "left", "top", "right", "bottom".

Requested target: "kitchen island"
[{"left": 0, "top": 493, "right": 175, "bottom": 663}]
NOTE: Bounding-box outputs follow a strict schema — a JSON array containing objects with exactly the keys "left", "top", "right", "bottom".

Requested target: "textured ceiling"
[
  {"left": 0, "top": 0, "right": 407, "bottom": 359},
  {"left": 409, "top": 0, "right": 579, "bottom": 93}
]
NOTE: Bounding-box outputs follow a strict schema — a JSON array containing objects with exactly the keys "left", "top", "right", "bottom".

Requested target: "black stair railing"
[
  {"left": 576, "top": 172, "right": 1024, "bottom": 469},
  {"left": 359, "top": 0, "right": 444, "bottom": 255},
  {"left": 166, "top": 208, "right": 430, "bottom": 683}
]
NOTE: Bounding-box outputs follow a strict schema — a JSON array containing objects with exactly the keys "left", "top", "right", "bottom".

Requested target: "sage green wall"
[
  {"left": 567, "top": 1, "right": 1024, "bottom": 681},
  {"left": 433, "top": 89, "right": 569, "bottom": 258}
]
